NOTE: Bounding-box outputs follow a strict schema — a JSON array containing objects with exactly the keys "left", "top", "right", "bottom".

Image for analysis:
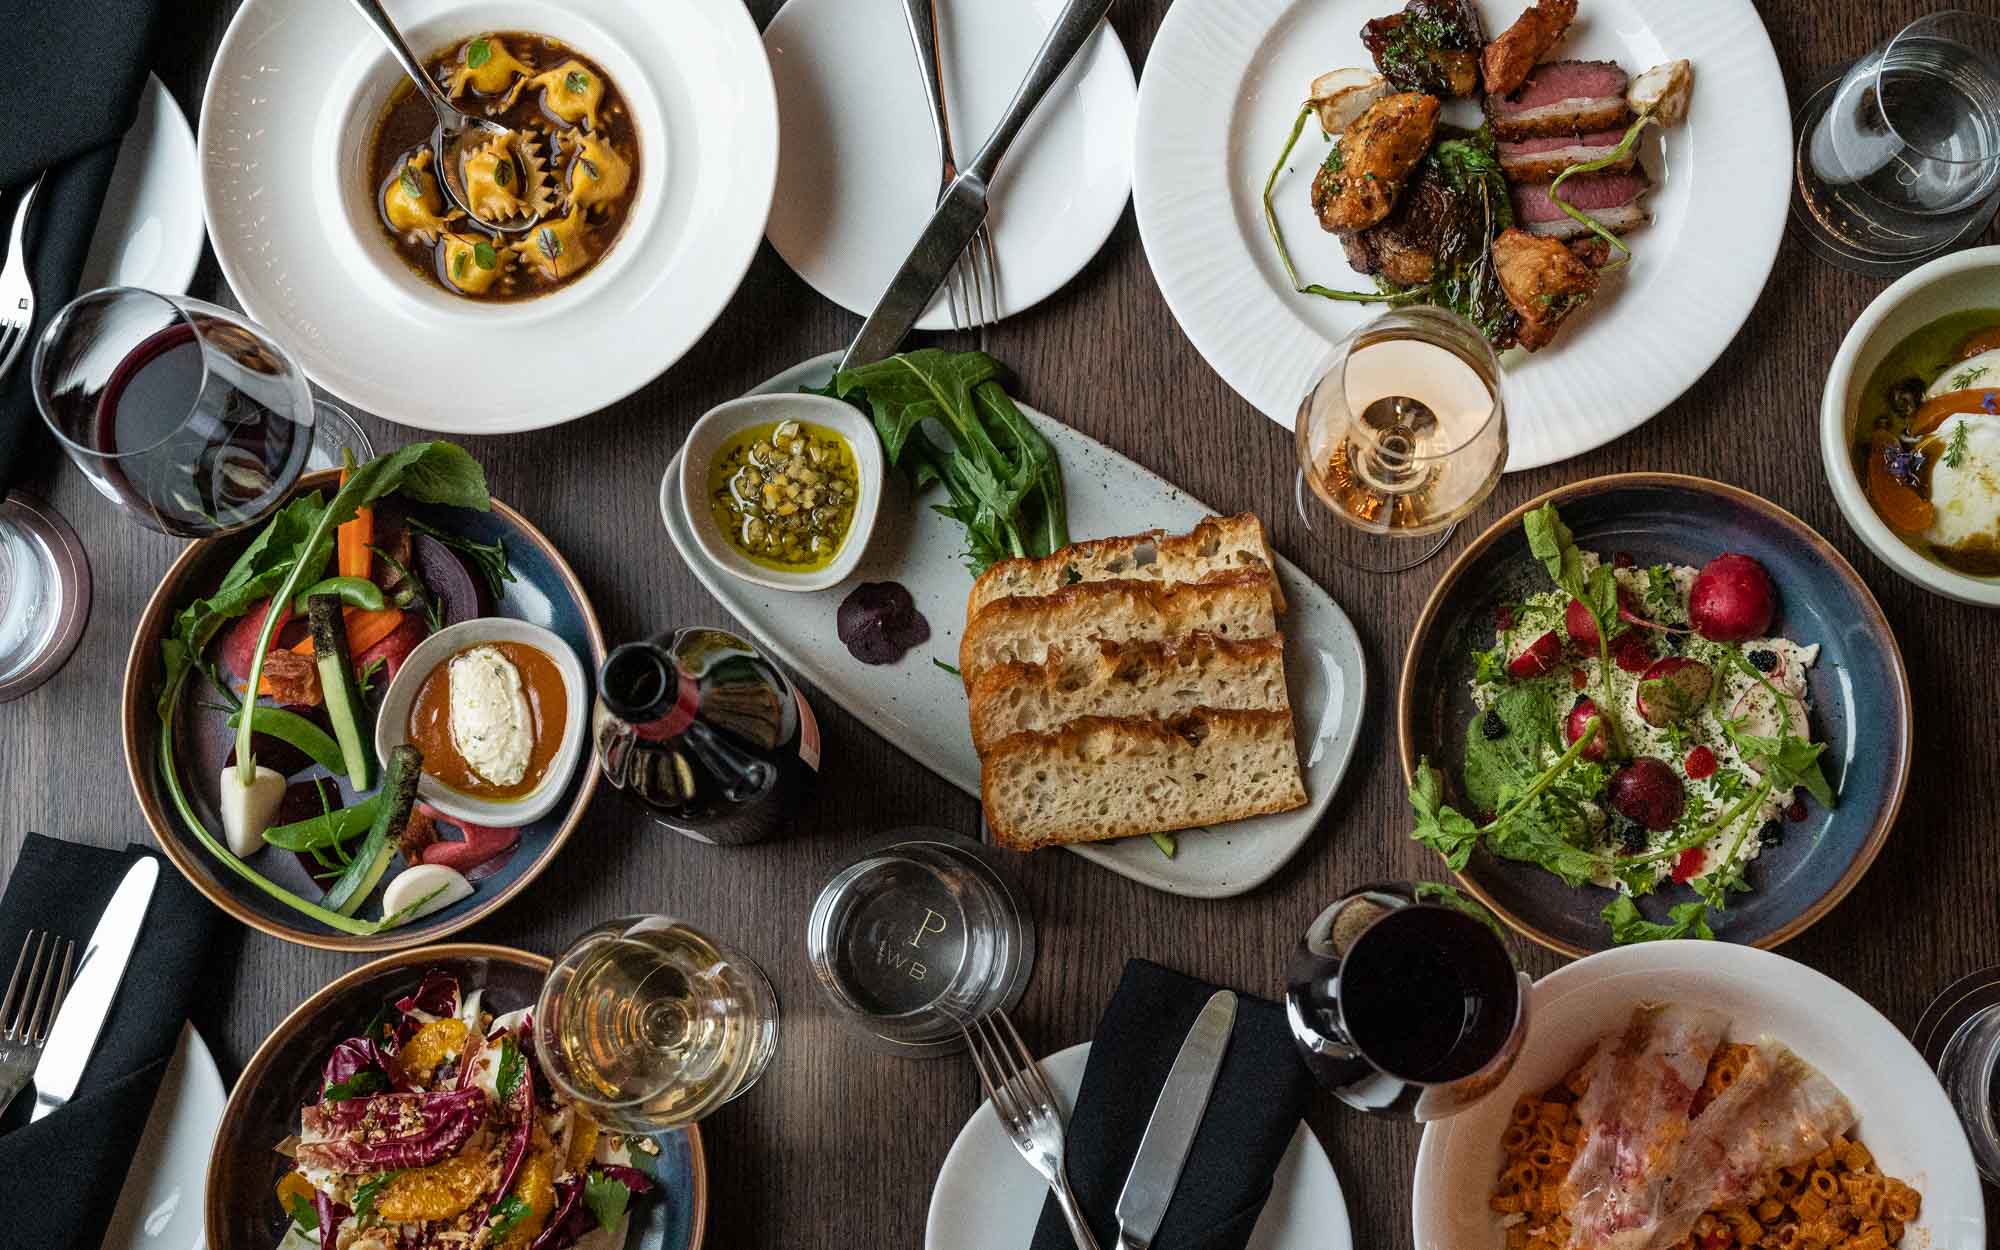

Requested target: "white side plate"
[
  {"left": 926, "top": 1042, "right": 1353, "bottom": 1250},
  {"left": 102, "top": 1023, "right": 228, "bottom": 1250},
  {"left": 82, "top": 74, "right": 204, "bottom": 295},
  {"left": 660, "top": 352, "right": 1367, "bottom": 898},
  {"left": 1133, "top": 0, "right": 1790, "bottom": 470}
]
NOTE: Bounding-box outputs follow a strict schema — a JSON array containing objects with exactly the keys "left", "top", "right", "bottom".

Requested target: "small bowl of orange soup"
[{"left": 374, "top": 618, "right": 589, "bottom": 826}]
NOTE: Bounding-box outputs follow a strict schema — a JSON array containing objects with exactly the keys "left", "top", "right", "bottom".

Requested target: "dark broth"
[
  {"left": 1854, "top": 307, "right": 2000, "bottom": 575},
  {"left": 365, "top": 31, "right": 640, "bottom": 301}
]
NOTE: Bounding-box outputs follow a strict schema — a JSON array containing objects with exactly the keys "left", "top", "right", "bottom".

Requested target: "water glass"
[
  {"left": 1795, "top": 11, "right": 2000, "bottom": 272},
  {"left": 1285, "top": 882, "right": 1530, "bottom": 1122},
  {"left": 534, "top": 915, "right": 779, "bottom": 1132},
  {"left": 1295, "top": 306, "right": 1506, "bottom": 572},
  {"left": 34, "top": 287, "right": 327, "bottom": 537},
  {"left": 0, "top": 492, "right": 89, "bottom": 702}
]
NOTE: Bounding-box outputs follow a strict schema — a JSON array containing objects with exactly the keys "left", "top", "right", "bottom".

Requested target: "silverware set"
[
  {"left": 963, "top": 1008, "right": 1104, "bottom": 1250},
  {"left": 0, "top": 929, "right": 75, "bottom": 1119},
  {"left": 901, "top": 0, "right": 1002, "bottom": 332},
  {"left": 0, "top": 172, "right": 45, "bottom": 383}
]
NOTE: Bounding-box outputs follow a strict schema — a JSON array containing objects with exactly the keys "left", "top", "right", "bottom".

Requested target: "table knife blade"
[
  {"left": 29, "top": 856, "right": 158, "bottom": 1121},
  {"left": 1113, "top": 989, "right": 1238, "bottom": 1250},
  {"left": 837, "top": 175, "right": 989, "bottom": 373}
]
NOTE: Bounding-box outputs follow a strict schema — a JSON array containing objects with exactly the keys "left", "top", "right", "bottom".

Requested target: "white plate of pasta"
[{"left": 1411, "top": 942, "right": 1986, "bottom": 1250}]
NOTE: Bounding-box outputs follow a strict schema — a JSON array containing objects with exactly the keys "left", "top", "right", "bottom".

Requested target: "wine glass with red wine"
[
  {"left": 1285, "top": 882, "right": 1530, "bottom": 1121},
  {"left": 33, "top": 287, "right": 361, "bottom": 538}
]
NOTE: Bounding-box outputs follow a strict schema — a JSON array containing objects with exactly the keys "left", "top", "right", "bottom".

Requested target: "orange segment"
[
  {"left": 275, "top": 1171, "right": 316, "bottom": 1217},
  {"left": 1866, "top": 430, "right": 1937, "bottom": 533},
  {"left": 1911, "top": 389, "right": 1996, "bottom": 435},
  {"left": 395, "top": 1017, "right": 468, "bottom": 1084},
  {"left": 375, "top": 1150, "right": 488, "bottom": 1222},
  {"left": 496, "top": 1134, "right": 561, "bottom": 1249},
  {"left": 566, "top": 1112, "right": 601, "bottom": 1173}
]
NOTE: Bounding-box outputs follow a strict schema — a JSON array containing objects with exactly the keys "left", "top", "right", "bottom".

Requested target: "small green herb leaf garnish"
[
  {"left": 932, "top": 658, "right": 961, "bottom": 677},
  {"left": 487, "top": 1192, "right": 532, "bottom": 1239},
  {"left": 1945, "top": 420, "right": 1972, "bottom": 469},
  {"left": 580, "top": 157, "right": 601, "bottom": 181},
  {"left": 399, "top": 167, "right": 421, "bottom": 199},
  {"left": 466, "top": 38, "right": 492, "bottom": 69},
  {"left": 565, "top": 70, "right": 591, "bottom": 95},
  {"left": 494, "top": 159, "right": 512, "bottom": 187},
  {"left": 452, "top": 249, "right": 470, "bottom": 280},
  {"left": 352, "top": 1172, "right": 403, "bottom": 1227},
  {"left": 537, "top": 227, "right": 563, "bottom": 260},
  {"left": 285, "top": 1193, "right": 319, "bottom": 1231},
  {"left": 496, "top": 1035, "right": 525, "bottom": 1100},
  {"left": 473, "top": 241, "right": 498, "bottom": 271},
  {"left": 584, "top": 1169, "right": 634, "bottom": 1229},
  {"left": 1949, "top": 366, "right": 1985, "bottom": 392},
  {"left": 322, "top": 1067, "right": 387, "bottom": 1102}
]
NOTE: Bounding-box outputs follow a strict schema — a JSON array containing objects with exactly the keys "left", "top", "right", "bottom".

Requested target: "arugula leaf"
[
  {"left": 584, "top": 1169, "right": 633, "bottom": 1229},
  {"left": 1602, "top": 897, "right": 1714, "bottom": 944},
  {"left": 1462, "top": 685, "right": 1556, "bottom": 813},
  {"left": 1410, "top": 763, "right": 1482, "bottom": 870},
  {"left": 1521, "top": 504, "right": 1625, "bottom": 758},
  {"left": 1414, "top": 881, "right": 1505, "bottom": 940},
  {"left": 488, "top": 1193, "right": 532, "bottom": 1240},
  {"left": 1524, "top": 502, "right": 1584, "bottom": 592},
  {"left": 1728, "top": 730, "right": 1834, "bottom": 808},
  {"left": 497, "top": 1036, "right": 524, "bottom": 1100}
]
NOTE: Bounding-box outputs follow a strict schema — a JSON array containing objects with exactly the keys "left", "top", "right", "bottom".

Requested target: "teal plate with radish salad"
[
  {"left": 1397, "top": 474, "right": 1911, "bottom": 958},
  {"left": 122, "top": 453, "right": 605, "bottom": 952}
]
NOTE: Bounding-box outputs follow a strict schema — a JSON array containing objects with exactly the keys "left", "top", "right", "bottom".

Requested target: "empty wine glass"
[
  {"left": 1793, "top": 11, "right": 2000, "bottom": 274},
  {"left": 32, "top": 287, "right": 369, "bottom": 537},
  {"left": 1285, "top": 882, "right": 1530, "bottom": 1121},
  {"left": 1295, "top": 305, "right": 1507, "bottom": 572}
]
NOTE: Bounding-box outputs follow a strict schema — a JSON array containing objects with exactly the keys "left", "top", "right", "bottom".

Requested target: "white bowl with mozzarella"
[{"left": 1821, "top": 246, "right": 2000, "bottom": 606}]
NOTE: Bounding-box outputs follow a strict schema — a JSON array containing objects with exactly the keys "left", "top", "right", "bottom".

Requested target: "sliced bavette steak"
[{"left": 1486, "top": 59, "right": 1631, "bottom": 140}]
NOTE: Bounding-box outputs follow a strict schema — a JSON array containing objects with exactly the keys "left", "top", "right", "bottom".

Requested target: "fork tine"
[
  {"left": 4, "top": 932, "right": 47, "bottom": 1038},
  {"left": 966, "top": 1014, "right": 1024, "bottom": 1125},
  {"left": 992, "top": 1008, "right": 1052, "bottom": 1107},
  {"left": 27, "top": 939, "right": 72, "bottom": 1042},
  {"left": 0, "top": 931, "right": 36, "bottom": 1036},
  {"left": 980, "top": 228, "right": 1002, "bottom": 323}
]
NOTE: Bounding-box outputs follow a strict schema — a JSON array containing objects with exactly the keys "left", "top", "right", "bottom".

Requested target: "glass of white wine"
[
  {"left": 1295, "top": 305, "right": 1507, "bottom": 572},
  {"left": 535, "top": 915, "right": 779, "bottom": 1132}
]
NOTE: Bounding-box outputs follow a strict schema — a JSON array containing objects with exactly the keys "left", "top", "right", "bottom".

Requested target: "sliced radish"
[{"left": 1508, "top": 631, "right": 1564, "bottom": 678}]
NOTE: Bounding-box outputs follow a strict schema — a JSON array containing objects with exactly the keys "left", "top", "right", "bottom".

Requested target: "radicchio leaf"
[
  {"left": 394, "top": 969, "right": 462, "bottom": 1039},
  {"left": 313, "top": 1190, "right": 351, "bottom": 1250},
  {"left": 493, "top": 1031, "right": 535, "bottom": 1201},
  {"left": 296, "top": 1087, "right": 486, "bottom": 1173},
  {"left": 321, "top": 1037, "right": 398, "bottom": 1101},
  {"left": 528, "top": 1175, "right": 591, "bottom": 1250}
]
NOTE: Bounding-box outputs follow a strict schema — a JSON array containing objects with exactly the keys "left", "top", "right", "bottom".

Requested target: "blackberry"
[
  {"left": 1758, "top": 821, "right": 1784, "bottom": 847},
  {"left": 1664, "top": 631, "right": 1684, "bottom": 654},
  {"left": 1748, "top": 649, "right": 1779, "bottom": 673},
  {"left": 1482, "top": 708, "right": 1508, "bottom": 739},
  {"left": 1616, "top": 820, "right": 1648, "bottom": 855}
]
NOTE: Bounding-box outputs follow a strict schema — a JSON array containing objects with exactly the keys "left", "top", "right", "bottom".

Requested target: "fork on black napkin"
[
  {"left": 0, "top": 834, "right": 224, "bottom": 1250},
  {"left": 1028, "top": 960, "right": 1314, "bottom": 1250},
  {"left": 0, "top": 0, "right": 168, "bottom": 491}
]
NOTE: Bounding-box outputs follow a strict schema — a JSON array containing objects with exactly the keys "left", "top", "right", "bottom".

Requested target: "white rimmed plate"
[
  {"left": 1411, "top": 942, "right": 1987, "bottom": 1250},
  {"left": 199, "top": 0, "right": 777, "bottom": 433},
  {"left": 1133, "top": 0, "right": 1789, "bottom": 470},
  {"left": 926, "top": 1041, "right": 1352, "bottom": 1250},
  {"left": 101, "top": 1024, "right": 227, "bottom": 1250},
  {"left": 763, "top": 0, "right": 1135, "bottom": 328},
  {"left": 659, "top": 351, "right": 1368, "bottom": 898},
  {"left": 83, "top": 74, "right": 205, "bottom": 295}
]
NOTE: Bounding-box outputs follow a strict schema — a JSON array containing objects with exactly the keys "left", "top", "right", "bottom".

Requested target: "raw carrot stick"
[
  {"left": 287, "top": 606, "right": 405, "bottom": 658},
  {"left": 336, "top": 466, "right": 374, "bottom": 580}
]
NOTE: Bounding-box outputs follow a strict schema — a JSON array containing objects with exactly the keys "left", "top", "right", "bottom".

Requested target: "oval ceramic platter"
[
  {"left": 660, "top": 352, "right": 1368, "bottom": 899},
  {"left": 1412, "top": 944, "right": 1985, "bottom": 1250},
  {"left": 1398, "top": 475, "right": 1910, "bottom": 956},
  {"left": 1133, "top": 0, "right": 1789, "bottom": 469},
  {"left": 205, "top": 946, "right": 705, "bottom": 1250},
  {"left": 122, "top": 470, "right": 606, "bottom": 952}
]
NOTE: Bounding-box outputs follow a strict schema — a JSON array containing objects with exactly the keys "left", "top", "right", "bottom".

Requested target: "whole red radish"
[
  {"left": 1689, "top": 554, "right": 1775, "bottom": 642},
  {"left": 1508, "top": 631, "right": 1564, "bottom": 679},
  {"left": 1564, "top": 697, "right": 1608, "bottom": 761},
  {"left": 1635, "top": 657, "right": 1715, "bottom": 727},
  {"left": 1609, "top": 758, "right": 1686, "bottom": 831}
]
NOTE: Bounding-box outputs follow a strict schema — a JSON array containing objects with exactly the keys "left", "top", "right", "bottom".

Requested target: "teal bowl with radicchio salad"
[
  {"left": 204, "top": 945, "right": 705, "bottom": 1250},
  {"left": 120, "top": 451, "right": 605, "bottom": 953},
  {"left": 1396, "top": 474, "right": 1911, "bottom": 958}
]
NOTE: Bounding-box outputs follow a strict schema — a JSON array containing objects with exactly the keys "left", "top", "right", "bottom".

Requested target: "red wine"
[
  {"left": 1337, "top": 905, "right": 1518, "bottom": 1082},
  {"left": 594, "top": 628, "right": 821, "bottom": 846},
  {"left": 90, "top": 318, "right": 309, "bottom": 536}
]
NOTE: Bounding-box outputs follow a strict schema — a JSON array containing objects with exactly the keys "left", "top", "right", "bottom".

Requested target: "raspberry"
[
  {"left": 1670, "top": 848, "right": 1707, "bottom": 884},
  {"left": 1684, "top": 746, "right": 1717, "bottom": 779},
  {"left": 1613, "top": 551, "right": 1636, "bottom": 569}
]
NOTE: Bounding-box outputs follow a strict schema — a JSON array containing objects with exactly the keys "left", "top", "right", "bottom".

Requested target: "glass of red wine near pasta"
[
  {"left": 1284, "top": 881, "right": 1528, "bottom": 1121},
  {"left": 32, "top": 287, "right": 371, "bottom": 538}
]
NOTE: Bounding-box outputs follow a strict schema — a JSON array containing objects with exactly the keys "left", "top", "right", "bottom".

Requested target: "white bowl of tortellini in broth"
[{"left": 314, "top": 4, "right": 661, "bottom": 313}]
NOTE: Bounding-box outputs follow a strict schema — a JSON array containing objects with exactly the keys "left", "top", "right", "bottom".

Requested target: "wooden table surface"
[{"left": 5, "top": 0, "right": 1999, "bottom": 1245}]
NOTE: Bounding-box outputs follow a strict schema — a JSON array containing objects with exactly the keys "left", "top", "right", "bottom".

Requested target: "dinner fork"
[
  {"left": 0, "top": 173, "right": 44, "bottom": 383},
  {"left": 901, "top": 0, "right": 1002, "bottom": 331},
  {"left": 0, "top": 929, "right": 76, "bottom": 1118},
  {"left": 962, "top": 1009, "right": 1103, "bottom": 1250}
]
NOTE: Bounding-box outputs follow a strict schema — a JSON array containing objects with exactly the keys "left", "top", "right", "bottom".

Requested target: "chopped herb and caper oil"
[{"left": 708, "top": 421, "right": 860, "bottom": 571}]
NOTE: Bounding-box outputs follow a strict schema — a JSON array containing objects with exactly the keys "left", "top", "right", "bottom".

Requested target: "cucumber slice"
[
  {"left": 309, "top": 594, "right": 375, "bottom": 790},
  {"left": 323, "top": 744, "right": 422, "bottom": 916}
]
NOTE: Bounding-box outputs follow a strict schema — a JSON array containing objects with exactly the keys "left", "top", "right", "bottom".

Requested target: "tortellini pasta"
[
  {"left": 510, "top": 208, "right": 592, "bottom": 281},
  {"left": 565, "top": 131, "right": 631, "bottom": 214},
  {"left": 381, "top": 149, "right": 459, "bottom": 242},
  {"left": 447, "top": 35, "right": 533, "bottom": 98},
  {"left": 438, "top": 232, "right": 509, "bottom": 295},
  {"left": 518, "top": 60, "right": 605, "bottom": 130},
  {"left": 460, "top": 134, "right": 552, "bottom": 224}
]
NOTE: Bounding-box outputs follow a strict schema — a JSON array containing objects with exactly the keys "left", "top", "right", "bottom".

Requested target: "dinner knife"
[
  {"left": 838, "top": 0, "right": 1117, "bottom": 372},
  {"left": 1113, "top": 989, "right": 1238, "bottom": 1250},
  {"left": 29, "top": 856, "right": 158, "bottom": 1122}
]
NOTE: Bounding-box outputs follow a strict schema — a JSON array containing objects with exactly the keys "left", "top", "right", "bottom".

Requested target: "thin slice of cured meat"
[
  {"left": 1647, "top": 1041, "right": 1856, "bottom": 1248},
  {"left": 1561, "top": 1003, "right": 1727, "bottom": 1250}
]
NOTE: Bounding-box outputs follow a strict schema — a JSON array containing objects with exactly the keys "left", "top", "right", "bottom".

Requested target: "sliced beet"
[
  {"left": 357, "top": 615, "right": 430, "bottom": 685},
  {"left": 220, "top": 598, "right": 289, "bottom": 682},
  {"left": 410, "top": 533, "right": 492, "bottom": 625},
  {"left": 837, "top": 581, "right": 931, "bottom": 665},
  {"left": 276, "top": 776, "right": 344, "bottom": 826}
]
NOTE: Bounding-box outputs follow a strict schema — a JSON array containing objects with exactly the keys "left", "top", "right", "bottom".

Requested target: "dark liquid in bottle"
[{"left": 1327, "top": 904, "right": 1517, "bottom": 1083}]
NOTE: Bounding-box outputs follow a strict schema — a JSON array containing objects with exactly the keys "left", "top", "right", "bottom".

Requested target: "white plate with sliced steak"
[{"left": 1133, "top": 0, "right": 1788, "bottom": 470}]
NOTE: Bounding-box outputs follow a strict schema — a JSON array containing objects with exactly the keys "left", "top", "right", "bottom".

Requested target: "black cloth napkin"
[
  {"left": 1029, "top": 960, "right": 1314, "bottom": 1250},
  {"left": 0, "top": 0, "right": 167, "bottom": 490},
  {"left": 0, "top": 834, "right": 223, "bottom": 1250}
]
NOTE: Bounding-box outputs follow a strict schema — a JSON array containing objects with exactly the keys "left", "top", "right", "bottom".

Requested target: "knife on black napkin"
[
  {"left": 1029, "top": 960, "right": 1313, "bottom": 1250},
  {"left": 0, "top": 833, "right": 223, "bottom": 1250},
  {"left": 0, "top": 0, "right": 168, "bottom": 491}
]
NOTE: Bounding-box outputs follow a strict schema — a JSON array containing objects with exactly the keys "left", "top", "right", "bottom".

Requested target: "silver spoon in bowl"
[{"left": 345, "top": 0, "right": 544, "bottom": 235}]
